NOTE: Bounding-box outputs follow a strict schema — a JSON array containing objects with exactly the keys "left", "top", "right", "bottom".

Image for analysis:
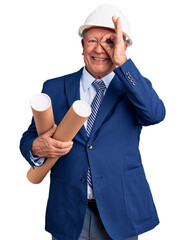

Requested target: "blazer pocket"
[
  {"left": 46, "top": 174, "right": 68, "bottom": 233},
  {"left": 122, "top": 165, "right": 156, "bottom": 220}
]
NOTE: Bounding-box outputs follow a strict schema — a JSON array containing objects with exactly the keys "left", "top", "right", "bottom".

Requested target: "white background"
[{"left": 0, "top": 0, "right": 184, "bottom": 239}]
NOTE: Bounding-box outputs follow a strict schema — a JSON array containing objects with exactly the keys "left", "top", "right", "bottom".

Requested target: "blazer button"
[
  {"left": 88, "top": 144, "right": 93, "bottom": 150},
  {"left": 81, "top": 177, "right": 86, "bottom": 183}
]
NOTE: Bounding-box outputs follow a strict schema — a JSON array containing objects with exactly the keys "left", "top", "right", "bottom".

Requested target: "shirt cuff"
[{"left": 29, "top": 151, "right": 46, "bottom": 167}]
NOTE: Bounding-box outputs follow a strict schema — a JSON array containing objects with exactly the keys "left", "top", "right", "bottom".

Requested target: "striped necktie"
[{"left": 86, "top": 79, "right": 106, "bottom": 188}]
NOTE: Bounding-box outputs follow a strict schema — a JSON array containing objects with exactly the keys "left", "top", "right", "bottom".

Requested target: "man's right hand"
[{"left": 31, "top": 124, "right": 73, "bottom": 158}]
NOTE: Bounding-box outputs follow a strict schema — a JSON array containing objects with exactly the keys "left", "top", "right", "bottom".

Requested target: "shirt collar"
[{"left": 81, "top": 67, "right": 115, "bottom": 92}]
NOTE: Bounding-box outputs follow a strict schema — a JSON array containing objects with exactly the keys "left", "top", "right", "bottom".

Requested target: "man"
[{"left": 20, "top": 4, "right": 165, "bottom": 240}]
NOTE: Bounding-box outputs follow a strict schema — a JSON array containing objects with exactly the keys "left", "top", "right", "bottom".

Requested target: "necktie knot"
[{"left": 92, "top": 79, "right": 106, "bottom": 92}]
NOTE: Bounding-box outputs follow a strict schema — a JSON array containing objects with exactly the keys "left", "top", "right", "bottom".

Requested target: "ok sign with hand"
[{"left": 101, "top": 16, "right": 128, "bottom": 67}]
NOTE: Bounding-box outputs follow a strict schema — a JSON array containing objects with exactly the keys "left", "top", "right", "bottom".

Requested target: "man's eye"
[
  {"left": 89, "top": 40, "right": 97, "bottom": 43},
  {"left": 106, "top": 39, "right": 114, "bottom": 45}
]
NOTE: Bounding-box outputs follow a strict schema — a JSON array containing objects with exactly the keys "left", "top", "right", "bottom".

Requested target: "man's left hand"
[{"left": 101, "top": 16, "right": 127, "bottom": 67}]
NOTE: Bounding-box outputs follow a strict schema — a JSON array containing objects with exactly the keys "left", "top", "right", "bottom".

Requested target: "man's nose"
[{"left": 94, "top": 42, "right": 105, "bottom": 53}]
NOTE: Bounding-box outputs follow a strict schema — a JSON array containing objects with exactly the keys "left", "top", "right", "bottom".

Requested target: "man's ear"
[
  {"left": 125, "top": 43, "right": 128, "bottom": 51},
  {"left": 81, "top": 39, "right": 84, "bottom": 47}
]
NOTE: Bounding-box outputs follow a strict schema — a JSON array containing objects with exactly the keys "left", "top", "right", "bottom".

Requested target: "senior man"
[{"left": 20, "top": 4, "right": 165, "bottom": 240}]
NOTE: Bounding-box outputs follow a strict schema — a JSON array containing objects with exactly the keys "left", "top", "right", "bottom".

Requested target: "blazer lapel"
[
  {"left": 89, "top": 75, "right": 125, "bottom": 139},
  {"left": 65, "top": 68, "right": 88, "bottom": 142}
]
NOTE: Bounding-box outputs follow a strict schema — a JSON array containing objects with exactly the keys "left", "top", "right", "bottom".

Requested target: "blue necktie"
[{"left": 86, "top": 79, "right": 106, "bottom": 188}]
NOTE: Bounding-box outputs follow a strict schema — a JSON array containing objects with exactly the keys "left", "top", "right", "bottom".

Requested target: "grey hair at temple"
[{"left": 82, "top": 31, "right": 87, "bottom": 39}]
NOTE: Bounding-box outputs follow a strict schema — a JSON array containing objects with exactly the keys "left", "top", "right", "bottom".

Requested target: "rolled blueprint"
[{"left": 27, "top": 98, "right": 91, "bottom": 184}]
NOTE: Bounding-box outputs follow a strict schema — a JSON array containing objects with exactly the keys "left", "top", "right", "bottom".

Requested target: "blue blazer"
[{"left": 20, "top": 59, "right": 165, "bottom": 240}]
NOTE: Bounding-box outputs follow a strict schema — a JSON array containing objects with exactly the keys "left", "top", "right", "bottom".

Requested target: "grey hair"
[{"left": 82, "top": 31, "right": 87, "bottom": 39}]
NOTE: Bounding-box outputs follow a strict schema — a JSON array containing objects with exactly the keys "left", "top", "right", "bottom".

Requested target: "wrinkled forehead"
[{"left": 84, "top": 26, "right": 115, "bottom": 38}]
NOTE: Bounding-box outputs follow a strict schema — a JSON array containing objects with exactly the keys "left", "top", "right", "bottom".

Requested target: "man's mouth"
[{"left": 91, "top": 56, "right": 109, "bottom": 61}]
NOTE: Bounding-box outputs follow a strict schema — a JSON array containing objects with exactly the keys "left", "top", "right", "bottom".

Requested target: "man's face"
[{"left": 82, "top": 27, "right": 117, "bottom": 79}]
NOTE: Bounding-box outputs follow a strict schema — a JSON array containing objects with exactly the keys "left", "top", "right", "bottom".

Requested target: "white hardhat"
[{"left": 78, "top": 4, "right": 133, "bottom": 46}]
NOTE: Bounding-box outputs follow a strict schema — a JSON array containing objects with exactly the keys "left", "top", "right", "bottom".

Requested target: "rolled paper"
[
  {"left": 30, "top": 93, "right": 54, "bottom": 135},
  {"left": 27, "top": 99, "right": 91, "bottom": 184},
  {"left": 53, "top": 100, "right": 91, "bottom": 141},
  {"left": 27, "top": 93, "right": 55, "bottom": 183}
]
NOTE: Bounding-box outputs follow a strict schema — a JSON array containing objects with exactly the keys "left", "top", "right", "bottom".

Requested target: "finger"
[
  {"left": 101, "top": 33, "right": 115, "bottom": 52},
  {"left": 101, "top": 33, "right": 115, "bottom": 43},
  {"left": 52, "top": 139, "right": 73, "bottom": 149},
  {"left": 48, "top": 145, "right": 73, "bottom": 157},
  {"left": 112, "top": 16, "right": 123, "bottom": 43},
  {"left": 112, "top": 16, "right": 122, "bottom": 33},
  {"left": 116, "top": 17, "right": 123, "bottom": 38},
  {"left": 44, "top": 124, "right": 57, "bottom": 137},
  {"left": 53, "top": 145, "right": 72, "bottom": 154},
  {"left": 112, "top": 16, "right": 117, "bottom": 27}
]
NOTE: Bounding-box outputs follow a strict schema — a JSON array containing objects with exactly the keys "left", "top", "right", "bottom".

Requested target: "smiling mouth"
[{"left": 91, "top": 56, "right": 109, "bottom": 61}]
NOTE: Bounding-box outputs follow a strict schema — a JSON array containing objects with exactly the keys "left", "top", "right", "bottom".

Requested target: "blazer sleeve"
[
  {"left": 114, "top": 58, "right": 166, "bottom": 126},
  {"left": 19, "top": 81, "right": 49, "bottom": 166}
]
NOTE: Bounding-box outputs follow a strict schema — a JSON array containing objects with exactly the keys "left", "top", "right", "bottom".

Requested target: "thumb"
[{"left": 44, "top": 124, "right": 57, "bottom": 137}]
